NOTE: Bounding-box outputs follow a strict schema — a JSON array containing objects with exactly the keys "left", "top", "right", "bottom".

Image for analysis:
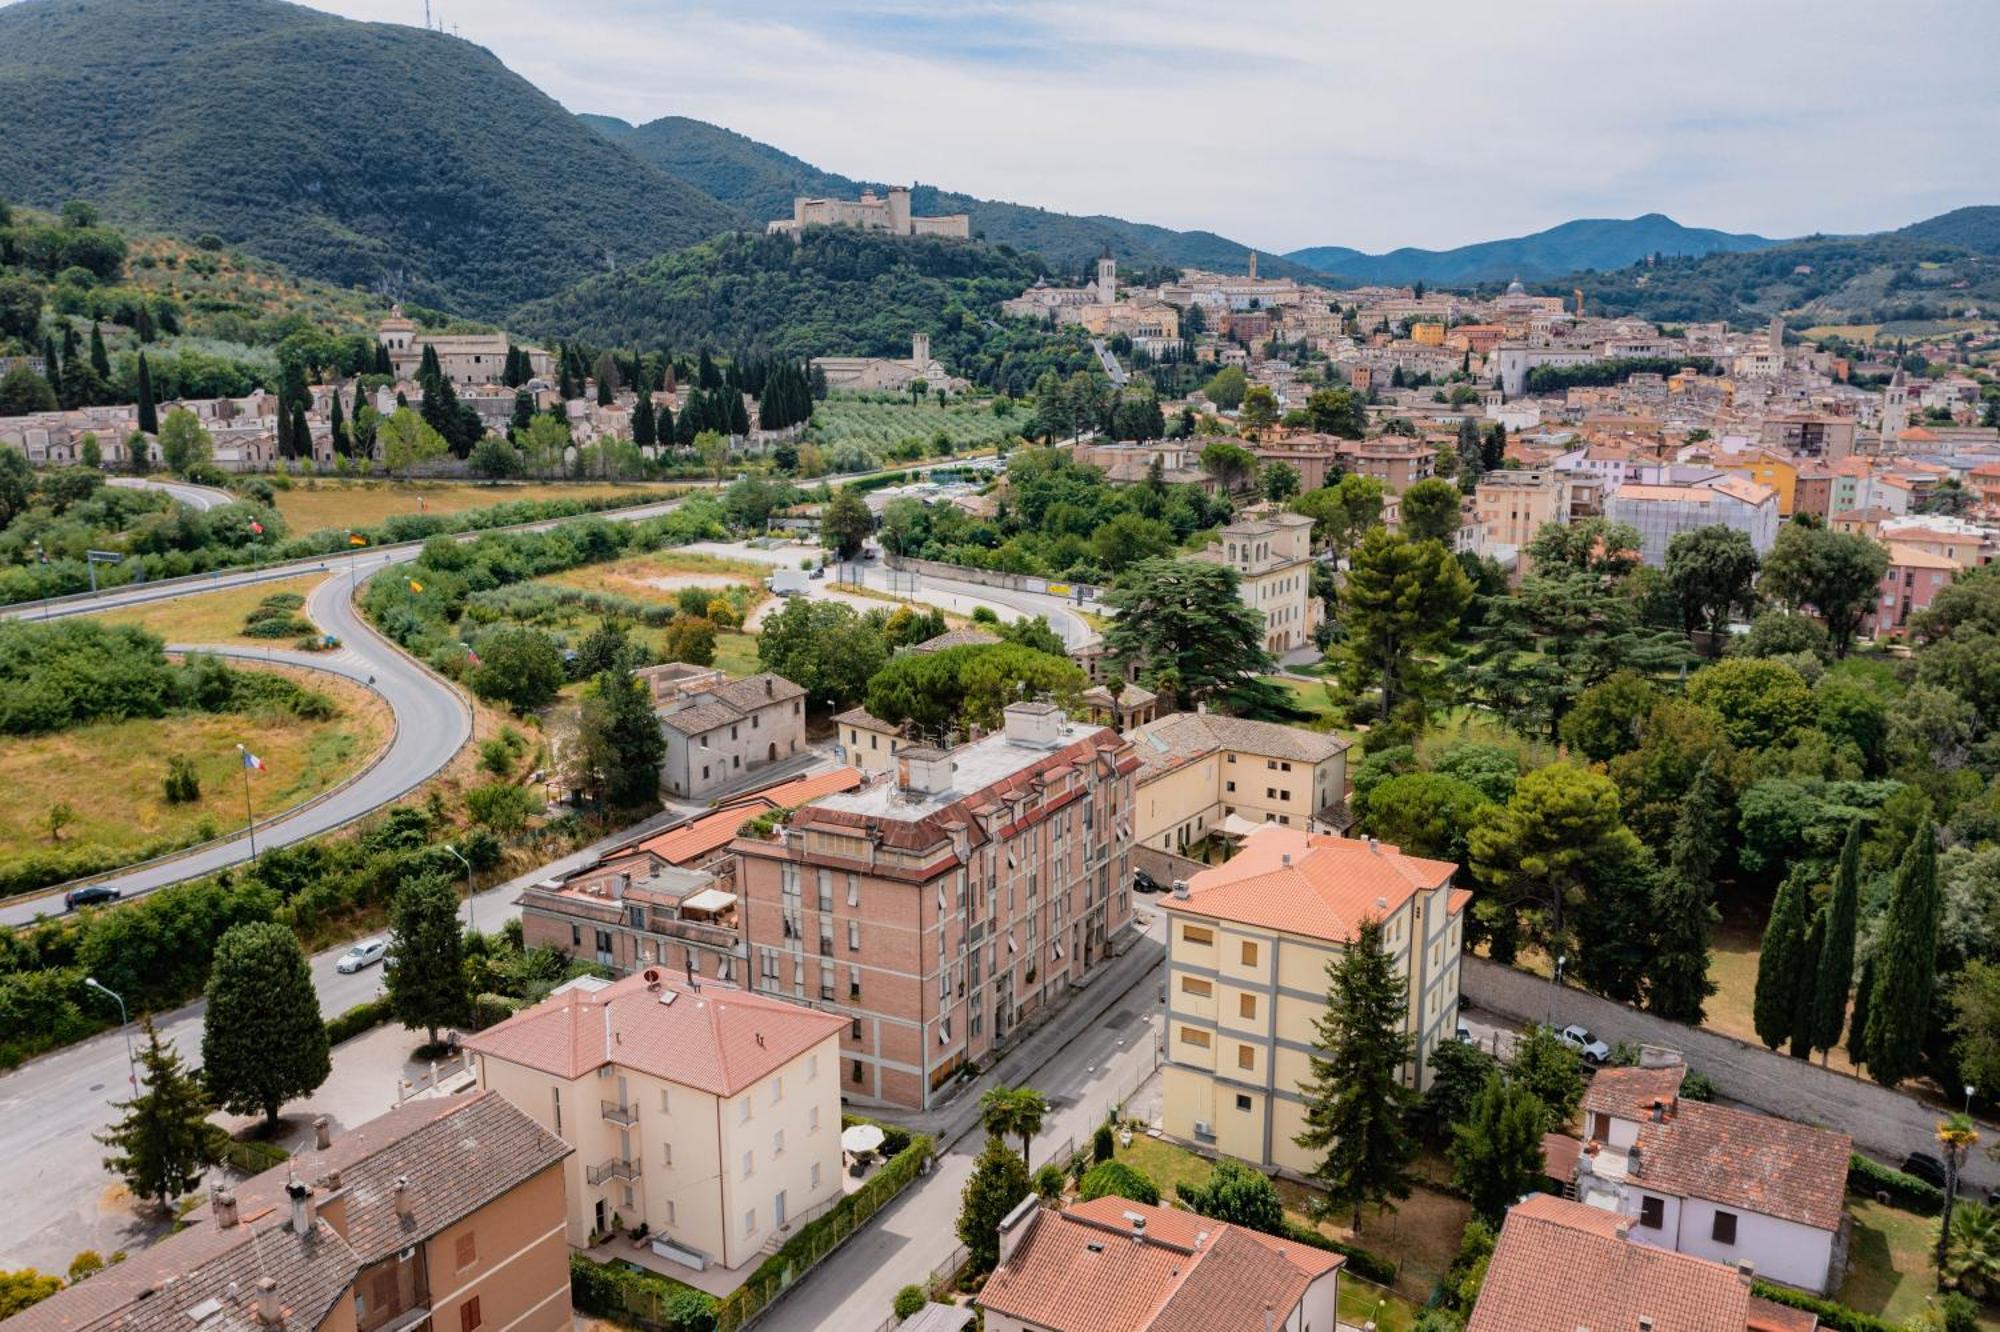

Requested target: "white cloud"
[{"left": 87, "top": 0, "right": 2000, "bottom": 252}]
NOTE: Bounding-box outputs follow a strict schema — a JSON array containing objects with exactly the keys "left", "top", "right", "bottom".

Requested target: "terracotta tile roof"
[
  {"left": 658, "top": 672, "right": 803, "bottom": 737},
  {"left": 1543, "top": 1132, "right": 1583, "bottom": 1182},
  {"left": 463, "top": 970, "right": 844, "bottom": 1097},
  {"left": 1747, "top": 1297, "right": 1821, "bottom": 1332},
  {"left": 8, "top": 1093, "right": 567, "bottom": 1332},
  {"left": 631, "top": 767, "right": 861, "bottom": 865},
  {"left": 1581, "top": 1063, "right": 1689, "bottom": 1119},
  {"left": 1469, "top": 1194, "right": 1761, "bottom": 1332},
  {"left": 983, "top": 1199, "right": 1337, "bottom": 1332},
  {"left": 1162, "top": 825, "right": 1459, "bottom": 943},
  {"left": 1631, "top": 1100, "right": 1850, "bottom": 1232}
]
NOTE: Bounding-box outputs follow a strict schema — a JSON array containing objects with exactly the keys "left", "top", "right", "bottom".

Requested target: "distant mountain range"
[
  {"left": 1285, "top": 214, "right": 1780, "bottom": 285},
  {"left": 582, "top": 114, "right": 1325, "bottom": 282}
]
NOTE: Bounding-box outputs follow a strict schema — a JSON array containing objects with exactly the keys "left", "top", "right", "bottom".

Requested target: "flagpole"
[{"left": 236, "top": 744, "right": 258, "bottom": 861}]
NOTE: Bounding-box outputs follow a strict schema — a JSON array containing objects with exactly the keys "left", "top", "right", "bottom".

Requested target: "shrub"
[
  {"left": 1848, "top": 1153, "right": 1944, "bottom": 1214},
  {"left": 1748, "top": 1280, "right": 1898, "bottom": 1332},
  {"left": 163, "top": 754, "right": 201, "bottom": 804},
  {"left": 478, "top": 738, "right": 516, "bottom": 776},
  {"left": 1092, "top": 1122, "right": 1115, "bottom": 1163},
  {"left": 892, "top": 1285, "right": 927, "bottom": 1320},
  {"left": 1077, "top": 1161, "right": 1158, "bottom": 1206},
  {"left": 325, "top": 996, "right": 392, "bottom": 1044},
  {"left": 880, "top": 1125, "right": 912, "bottom": 1158},
  {"left": 568, "top": 1254, "right": 716, "bottom": 1332},
  {"left": 216, "top": 1135, "right": 290, "bottom": 1175},
  {"left": 1033, "top": 1162, "right": 1066, "bottom": 1201},
  {"left": 1280, "top": 1221, "right": 1399, "bottom": 1285}
]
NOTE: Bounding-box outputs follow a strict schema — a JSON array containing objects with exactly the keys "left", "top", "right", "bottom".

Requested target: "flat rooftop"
[{"left": 811, "top": 720, "right": 1103, "bottom": 823}]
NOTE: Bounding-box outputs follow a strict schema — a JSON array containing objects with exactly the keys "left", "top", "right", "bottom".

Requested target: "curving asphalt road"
[
  {"left": 0, "top": 573, "right": 473, "bottom": 926},
  {"left": 107, "top": 476, "right": 236, "bottom": 511}
]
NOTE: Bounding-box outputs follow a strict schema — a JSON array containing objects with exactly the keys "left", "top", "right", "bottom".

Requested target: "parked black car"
[
  {"left": 1902, "top": 1151, "right": 1950, "bottom": 1189},
  {"left": 1133, "top": 868, "right": 1162, "bottom": 894},
  {"left": 64, "top": 885, "right": 120, "bottom": 911}
]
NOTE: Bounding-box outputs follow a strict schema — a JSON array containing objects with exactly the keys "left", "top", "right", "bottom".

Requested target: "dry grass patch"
[
  {"left": 99, "top": 573, "right": 330, "bottom": 647},
  {"left": 271, "top": 481, "right": 668, "bottom": 533}
]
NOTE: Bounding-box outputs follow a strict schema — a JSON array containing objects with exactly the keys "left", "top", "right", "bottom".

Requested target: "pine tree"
[
  {"left": 1863, "top": 818, "right": 1941, "bottom": 1086},
  {"left": 201, "top": 922, "right": 331, "bottom": 1131},
  {"left": 1645, "top": 758, "right": 1722, "bottom": 1023},
  {"left": 1294, "top": 917, "right": 1417, "bottom": 1232},
  {"left": 1812, "top": 820, "right": 1863, "bottom": 1062},
  {"left": 1790, "top": 906, "right": 1827, "bottom": 1061},
  {"left": 575, "top": 669, "right": 668, "bottom": 806},
  {"left": 134, "top": 353, "right": 157, "bottom": 435},
  {"left": 89, "top": 322, "right": 110, "bottom": 379},
  {"left": 95, "top": 1021, "right": 216, "bottom": 1207},
  {"left": 1449, "top": 1073, "right": 1549, "bottom": 1225},
  {"left": 385, "top": 872, "right": 472, "bottom": 1049},
  {"left": 1752, "top": 869, "right": 1809, "bottom": 1051}
]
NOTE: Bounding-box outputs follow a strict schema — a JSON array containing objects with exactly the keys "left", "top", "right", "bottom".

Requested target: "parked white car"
[
  {"left": 1558, "top": 1023, "right": 1611, "bottom": 1064},
  {"left": 336, "top": 939, "right": 388, "bottom": 973}
]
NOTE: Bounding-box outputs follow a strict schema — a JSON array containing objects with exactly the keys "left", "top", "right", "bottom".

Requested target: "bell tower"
[{"left": 1096, "top": 248, "right": 1117, "bottom": 305}]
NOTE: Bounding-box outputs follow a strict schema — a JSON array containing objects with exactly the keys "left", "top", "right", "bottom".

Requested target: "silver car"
[{"left": 335, "top": 939, "right": 388, "bottom": 973}]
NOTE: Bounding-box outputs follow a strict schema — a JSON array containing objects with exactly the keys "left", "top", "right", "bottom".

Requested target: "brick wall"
[
  {"left": 1462, "top": 956, "right": 1999, "bottom": 1189},
  {"left": 1134, "top": 845, "right": 1205, "bottom": 888}
]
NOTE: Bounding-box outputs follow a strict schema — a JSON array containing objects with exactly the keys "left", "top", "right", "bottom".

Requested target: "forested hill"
[
  {"left": 512, "top": 227, "right": 1043, "bottom": 361},
  {"left": 1287, "top": 214, "right": 1778, "bottom": 285},
  {"left": 0, "top": 0, "right": 743, "bottom": 319},
  {"left": 1551, "top": 210, "right": 2000, "bottom": 325},
  {"left": 588, "top": 113, "right": 1325, "bottom": 281}
]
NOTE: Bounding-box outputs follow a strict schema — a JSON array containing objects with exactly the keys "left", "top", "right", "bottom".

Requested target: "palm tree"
[
  {"left": 978, "top": 1084, "right": 1049, "bottom": 1168},
  {"left": 1937, "top": 1114, "right": 1982, "bottom": 1278},
  {"left": 1941, "top": 1201, "right": 2000, "bottom": 1299}
]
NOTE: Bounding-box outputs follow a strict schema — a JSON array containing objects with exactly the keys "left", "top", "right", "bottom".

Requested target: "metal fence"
[{"left": 862, "top": 1244, "right": 973, "bottom": 1332}]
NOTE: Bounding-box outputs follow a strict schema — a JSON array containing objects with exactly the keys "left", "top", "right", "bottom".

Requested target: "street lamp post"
[
  {"left": 443, "top": 844, "right": 476, "bottom": 935},
  {"left": 1547, "top": 955, "right": 1567, "bottom": 1028},
  {"left": 84, "top": 977, "right": 136, "bottom": 1092}
]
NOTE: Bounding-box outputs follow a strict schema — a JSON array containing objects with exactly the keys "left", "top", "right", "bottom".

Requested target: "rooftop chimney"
[
  {"left": 1265, "top": 1303, "right": 1275, "bottom": 1332},
  {"left": 1650, "top": 1099, "right": 1665, "bottom": 1123},
  {"left": 610, "top": 873, "right": 629, "bottom": 902},
  {"left": 1124, "top": 1210, "right": 1147, "bottom": 1244},
  {"left": 1280, "top": 853, "right": 1291, "bottom": 867},
  {"left": 212, "top": 1188, "right": 240, "bottom": 1230},
  {"left": 285, "top": 1179, "right": 315, "bottom": 1235},
  {"left": 1638, "top": 1319, "right": 1654, "bottom": 1332},
  {"left": 997, "top": 1193, "right": 1041, "bottom": 1268},
  {"left": 1613, "top": 1223, "right": 1629, "bottom": 1241},
  {"left": 393, "top": 1175, "right": 414, "bottom": 1221},
  {"left": 1002, "top": 701, "right": 1064, "bottom": 748},
  {"left": 313, "top": 1116, "right": 331, "bottom": 1151},
  {"left": 253, "top": 1278, "right": 280, "bottom": 1327},
  {"left": 1736, "top": 1259, "right": 1755, "bottom": 1285},
  {"left": 1628, "top": 1146, "right": 1644, "bottom": 1178},
  {"left": 1171, "top": 880, "right": 1190, "bottom": 900}
]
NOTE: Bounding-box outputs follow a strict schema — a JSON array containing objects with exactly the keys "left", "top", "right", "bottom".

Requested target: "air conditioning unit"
[{"left": 1192, "top": 1121, "right": 1212, "bottom": 1139}]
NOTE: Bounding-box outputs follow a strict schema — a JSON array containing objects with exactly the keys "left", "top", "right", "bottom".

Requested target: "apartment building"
[
  {"left": 1193, "top": 510, "right": 1320, "bottom": 653},
  {"left": 834, "top": 705, "right": 907, "bottom": 774},
  {"left": 464, "top": 970, "right": 845, "bottom": 1273},
  {"left": 1128, "top": 709, "right": 1350, "bottom": 852},
  {"left": 1333, "top": 435, "right": 1437, "bottom": 493},
  {"left": 1604, "top": 475, "right": 1778, "bottom": 567},
  {"left": 1472, "top": 469, "right": 1568, "bottom": 563},
  {"left": 1160, "top": 825, "right": 1468, "bottom": 1173},
  {"left": 731, "top": 703, "right": 1140, "bottom": 1110},
  {"left": 983, "top": 1196, "right": 1342, "bottom": 1332},
  {"left": 657, "top": 672, "right": 808, "bottom": 800},
  {"left": 9, "top": 1094, "right": 572, "bottom": 1332},
  {"left": 1867, "top": 542, "right": 1957, "bottom": 637},
  {"left": 519, "top": 768, "right": 865, "bottom": 983}
]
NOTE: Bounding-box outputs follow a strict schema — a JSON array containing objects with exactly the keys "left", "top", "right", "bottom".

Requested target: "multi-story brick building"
[
  {"left": 732, "top": 703, "right": 1140, "bottom": 1111},
  {"left": 1333, "top": 435, "right": 1437, "bottom": 493}
]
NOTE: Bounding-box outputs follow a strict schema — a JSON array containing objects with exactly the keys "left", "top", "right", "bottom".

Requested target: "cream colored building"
[
  {"left": 464, "top": 970, "right": 846, "bottom": 1275},
  {"left": 1473, "top": 469, "right": 1570, "bottom": 562},
  {"left": 376, "top": 306, "right": 552, "bottom": 386},
  {"left": 1128, "top": 710, "right": 1350, "bottom": 852},
  {"left": 1160, "top": 826, "right": 1469, "bottom": 1174},
  {"left": 1193, "top": 510, "right": 1320, "bottom": 653},
  {"left": 766, "top": 186, "right": 970, "bottom": 239},
  {"left": 833, "top": 705, "right": 905, "bottom": 774}
]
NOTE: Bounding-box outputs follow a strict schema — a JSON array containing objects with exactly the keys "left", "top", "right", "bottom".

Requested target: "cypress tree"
[
  {"left": 658, "top": 402, "right": 675, "bottom": 449},
  {"left": 134, "top": 303, "right": 155, "bottom": 343},
  {"left": 728, "top": 391, "right": 750, "bottom": 437},
  {"left": 41, "top": 334, "right": 62, "bottom": 406},
  {"left": 1645, "top": 758, "right": 1722, "bottom": 1023},
  {"left": 632, "top": 389, "right": 655, "bottom": 448},
  {"left": 201, "top": 922, "right": 331, "bottom": 1130},
  {"left": 290, "top": 400, "right": 310, "bottom": 459},
  {"left": 89, "top": 322, "right": 110, "bottom": 379},
  {"left": 1862, "top": 819, "right": 1941, "bottom": 1086},
  {"left": 1811, "top": 820, "right": 1863, "bottom": 1062},
  {"left": 134, "top": 353, "right": 158, "bottom": 435},
  {"left": 1790, "top": 906, "right": 1827, "bottom": 1060},
  {"left": 329, "top": 390, "right": 347, "bottom": 456},
  {"left": 1752, "top": 868, "right": 1810, "bottom": 1051},
  {"left": 558, "top": 360, "right": 577, "bottom": 400},
  {"left": 1848, "top": 955, "right": 1876, "bottom": 1067},
  {"left": 386, "top": 872, "right": 472, "bottom": 1049},
  {"left": 62, "top": 322, "right": 79, "bottom": 366},
  {"left": 374, "top": 342, "right": 392, "bottom": 376},
  {"left": 676, "top": 399, "right": 698, "bottom": 447},
  {"left": 510, "top": 388, "right": 535, "bottom": 440},
  {"left": 419, "top": 343, "right": 441, "bottom": 382},
  {"left": 698, "top": 347, "right": 720, "bottom": 390}
]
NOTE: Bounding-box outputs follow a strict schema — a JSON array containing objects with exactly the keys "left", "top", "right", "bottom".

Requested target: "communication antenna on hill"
[{"left": 423, "top": 0, "right": 431, "bottom": 29}]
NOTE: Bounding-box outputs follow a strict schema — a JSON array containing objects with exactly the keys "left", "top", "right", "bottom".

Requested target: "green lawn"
[
  {"left": 715, "top": 631, "right": 760, "bottom": 677},
  {"left": 1841, "top": 1199, "right": 2000, "bottom": 1329}
]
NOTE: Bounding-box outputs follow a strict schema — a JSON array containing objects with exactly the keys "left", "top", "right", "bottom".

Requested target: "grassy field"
[
  {"left": 541, "top": 550, "right": 771, "bottom": 607},
  {"left": 269, "top": 481, "right": 668, "bottom": 534},
  {"left": 1841, "top": 1198, "right": 2000, "bottom": 1329},
  {"left": 807, "top": 395, "right": 1018, "bottom": 453},
  {"left": 1109, "top": 1134, "right": 1462, "bottom": 1324},
  {"left": 715, "top": 630, "right": 760, "bottom": 677},
  {"left": 0, "top": 669, "right": 390, "bottom": 868},
  {"left": 99, "top": 573, "right": 330, "bottom": 647}
]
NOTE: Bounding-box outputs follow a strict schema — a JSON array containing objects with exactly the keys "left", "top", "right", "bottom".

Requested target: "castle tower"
[
  {"left": 1247, "top": 251, "right": 1258, "bottom": 280},
  {"left": 910, "top": 331, "right": 930, "bottom": 368},
  {"left": 887, "top": 186, "right": 913, "bottom": 236},
  {"left": 1096, "top": 248, "right": 1117, "bottom": 305},
  {"left": 1574, "top": 288, "right": 1585, "bottom": 318}
]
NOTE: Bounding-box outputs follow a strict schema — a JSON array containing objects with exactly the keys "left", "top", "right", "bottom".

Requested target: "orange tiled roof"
[
  {"left": 1631, "top": 1100, "right": 1849, "bottom": 1232},
  {"left": 1162, "top": 825, "right": 1459, "bottom": 943},
  {"left": 462, "top": 971, "right": 844, "bottom": 1097},
  {"left": 1581, "top": 1063, "right": 1689, "bottom": 1119},
  {"left": 632, "top": 767, "right": 862, "bottom": 865},
  {"left": 1469, "top": 1194, "right": 1759, "bottom": 1332}
]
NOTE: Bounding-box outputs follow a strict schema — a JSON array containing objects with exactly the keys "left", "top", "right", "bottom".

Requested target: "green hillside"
[
  {"left": 0, "top": 0, "right": 743, "bottom": 319},
  {"left": 590, "top": 113, "right": 1324, "bottom": 281},
  {"left": 1287, "top": 213, "right": 1777, "bottom": 285},
  {"left": 1897, "top": 205, "right": 2000, "bottom": 254},
  {"left": 1549, "top": 221, "right": 2000, "bottom": 325}
]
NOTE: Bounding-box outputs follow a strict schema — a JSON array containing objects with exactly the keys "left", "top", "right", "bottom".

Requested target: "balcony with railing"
[
  {"left": 586, "top": 1156, "right": 642, "bottom": 1185},
  {"left": 601, "top": 1100, "right": 638, "bottom": 1126}
]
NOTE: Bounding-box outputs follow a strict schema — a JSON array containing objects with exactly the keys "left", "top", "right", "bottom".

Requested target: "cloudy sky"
[{"left": 302, "top": 1, "right": 1997, "bottom": 253}]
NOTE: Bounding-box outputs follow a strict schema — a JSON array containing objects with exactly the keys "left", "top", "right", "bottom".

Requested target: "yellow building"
[
  {"left": 1194, "top": 510, "right": 1320, "bottom": 653},
  {"left": 834, "top": 705, "right": 905, "bottom": 774},
  {"left": 1160, "top": 826, "right": 1469, "bottom": 1174},
  {"left": 1128, "top": 709, "right": 1350, "bottom": 852},
  {"left": 464, "top": 971, "right": 846, "bottom": 1275},
  {"left": 1719, "top": 449, "right": 1799, "bottom": 516}
]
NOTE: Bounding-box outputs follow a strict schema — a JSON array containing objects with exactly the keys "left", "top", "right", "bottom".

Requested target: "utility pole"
[{"left": 84, "top": 978, "right": 136, "bottom": 1091}]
